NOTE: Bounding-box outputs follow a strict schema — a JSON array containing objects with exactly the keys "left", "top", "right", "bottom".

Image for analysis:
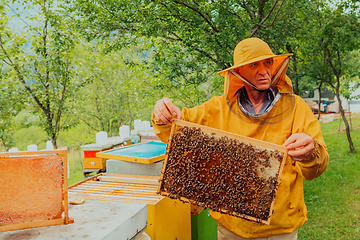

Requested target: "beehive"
[
  {"left": 0, "top": 149, "right": 73, "bottom": 232},
  {"left": 158, "top": 120, "right": 287, "bottom": 225}
]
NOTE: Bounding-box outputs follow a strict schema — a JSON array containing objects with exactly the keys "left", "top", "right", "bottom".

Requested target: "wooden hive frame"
[
  {"left": 68, "top": 173, "right": 163, "bottom": 204},
  {"left": 158, "top": 120, "right": 288, "bottom": 225},
  {"left": 0, "top": 149, "right": 74, "bottom": 232}
]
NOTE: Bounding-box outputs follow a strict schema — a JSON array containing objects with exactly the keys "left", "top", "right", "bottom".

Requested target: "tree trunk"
[
  {"left": 51, "top": 135, "right": 58, "bottom": 149},
  {"left": 317, "top": 86, "right": 322, "bottom": 120},
  {"left": 335, "top": 89, "right": 355, "bottom": 151},
  {"left": 1, "top": 138, "right": 8, "bottom": 151}
]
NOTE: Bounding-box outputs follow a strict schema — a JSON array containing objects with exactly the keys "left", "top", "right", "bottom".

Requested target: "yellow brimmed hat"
[{"left": 219, "top": 37, "right": 293, "bottom": 75}]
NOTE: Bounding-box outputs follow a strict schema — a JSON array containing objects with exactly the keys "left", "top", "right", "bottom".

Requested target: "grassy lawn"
[
  {"left": 67, "top": 148, "right": 87, "bottom": 186},
  {"left": 67, "top": 146, "right": 97, "bottom": 186},
  {"left": 299, "top": 113, "right": 360, "bottom": 239}
]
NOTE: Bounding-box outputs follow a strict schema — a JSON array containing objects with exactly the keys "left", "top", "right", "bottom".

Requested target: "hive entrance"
[{"left": 158, "top": 120, "right": 287, "bottom": 224}]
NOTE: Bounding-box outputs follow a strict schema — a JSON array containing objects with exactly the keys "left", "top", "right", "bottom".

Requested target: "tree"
[
  {"left": 73, "top": 41, "right": 160, "bottom": 136},
  {"left": 299, "top": 0, "right": 360, "bottom": 151},
  {"left": 65, "top": 0, "right": 360, "bottom": 153},
  {"left": 340, "top": 50, "right": 360, "bottom": 110},
  {"left": 0, "top": 0, "right": 79, "bottom": 148},
  {"left": 0, "top": 65, "right": 24, "bottom": 151},
  {"left": 66, "top": 0, "right": 306, "bottom": 106},
  {"left": 257, "top": 0, "right": 320, "bottom": 95}
]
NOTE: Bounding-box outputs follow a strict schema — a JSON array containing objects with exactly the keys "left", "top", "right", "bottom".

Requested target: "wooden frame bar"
[
  {"left": 0, "top": 149, "right": 74, "bottom": 232},
  {"left": 158, "top": 120, "right": 288, "bottom": 225},
  {"left": 68, "top": 173, "right": 163, "bottom": 205}
]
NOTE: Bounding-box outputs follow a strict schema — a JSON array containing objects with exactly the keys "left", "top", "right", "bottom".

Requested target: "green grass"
[
  {"left": 67, "top": 148, "right": 99, "bottom": 186},
  {"left": 299, "top": 113, "right": 360, "bottom": 239},
  {"left": 67, "top": 147, "right": 88, "bottom": 186}
]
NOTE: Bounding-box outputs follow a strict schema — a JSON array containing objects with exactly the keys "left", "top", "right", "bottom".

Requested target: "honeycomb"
[
  {"left": 158, "top": 125, "right": 285, "bottom": 224},
  {"left": 0, "top": 155, "right": 64, "bottom": 227}
]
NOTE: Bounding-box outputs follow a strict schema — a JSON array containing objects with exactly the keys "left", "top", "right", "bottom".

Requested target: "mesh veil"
[{"left": 224, "top": 56, "right": 295, "bottom": 126}]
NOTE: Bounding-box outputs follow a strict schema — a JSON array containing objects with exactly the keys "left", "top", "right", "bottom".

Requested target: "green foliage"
[
  {"left": 298, "top": 0, "right": 360, "bottom": 88},
  {"left": 11, "top": 125, "right": 48, "bottom": 151},
  {"left": 0, "top": 71, "right": 24, "bottom": 150},
  {"left": 2, "top": 0, "right": 360, "bottom": 152},
  {"left": 0, "top": 0, "right": 81, "bottom": 148},
  {"left": 72, "top": 40, "right": 161, "bottom": 135},
  {"left": 340, "top": 50, "right": 360, "bottom": 101},
  {"left": 65, "top": 0, "right": 305, "bottom": 104},
  {"left": 293, "top": 0, "right": 360, "bottom": 151}
]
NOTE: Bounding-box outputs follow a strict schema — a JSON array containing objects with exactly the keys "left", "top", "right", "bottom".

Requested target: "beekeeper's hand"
[
  {"left": 283, "top": 133, "right": 315, "bottom": 161},
  {"left": 154, "top": 97, "right": 182, "bottom": 125}
]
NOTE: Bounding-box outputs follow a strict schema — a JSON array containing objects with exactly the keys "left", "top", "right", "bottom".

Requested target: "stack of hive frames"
[
  {"left": 0, "top": 149, "right": 73, "bottom": 232},
  {"left": 158, "top": 120, "right": 287, "bottom": 225},
  {"left": 68, "top": 173, "right": 192, "bottom": 240}
]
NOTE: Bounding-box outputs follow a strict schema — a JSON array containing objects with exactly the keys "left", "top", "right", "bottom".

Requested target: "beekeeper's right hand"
[{"left": 154, "top": 97, "right": 182, "bottom": 125}]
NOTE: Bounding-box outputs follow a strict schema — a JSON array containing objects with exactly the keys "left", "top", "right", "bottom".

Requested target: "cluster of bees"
[{"left": 159, "top": 126, "right": 283, "bottom": 223}]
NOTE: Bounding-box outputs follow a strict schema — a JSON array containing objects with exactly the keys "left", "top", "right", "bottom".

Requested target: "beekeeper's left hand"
[{"left": 283, "top": 133, "right": 315, "bottom": 161}]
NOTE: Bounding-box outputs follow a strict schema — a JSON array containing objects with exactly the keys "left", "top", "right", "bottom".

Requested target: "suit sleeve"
[{"left": 292, "top": 98, "right": 329, "bottom": 180}]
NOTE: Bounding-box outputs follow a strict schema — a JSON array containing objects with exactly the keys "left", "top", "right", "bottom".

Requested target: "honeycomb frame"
[
  {"left": 157, "top": 120, "right": 287, "bottom": 225},
  {"left": 0, "top": 149, "right": 73, "bottom": 232}
]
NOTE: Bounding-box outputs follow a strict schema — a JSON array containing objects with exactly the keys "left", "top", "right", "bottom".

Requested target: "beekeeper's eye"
[{"left": 265, "top": 59, "right": 273, "bottom": 65}]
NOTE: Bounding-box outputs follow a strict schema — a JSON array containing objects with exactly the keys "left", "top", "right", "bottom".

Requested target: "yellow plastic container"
[
  {"left": 146, "top": 197, "right": 191, "bottom": 240},
  {"left": 83, "top": 157, "right": 106, "bottom": 169}
]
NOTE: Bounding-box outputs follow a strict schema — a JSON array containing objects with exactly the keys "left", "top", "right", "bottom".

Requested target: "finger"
[
  {"left": 154, "top": 100, "right": 173, "bottom": 124},
  {"left": 285, "top": 139, "right": 308, "bottom": 150},
  {"left": 162, "top": 98, "right": 182, "bottom": 121},
  {"left": 163, "top": 98, "right": 180, "bottom": 116},
  {"left": 156, "top": 110, "right": 173, "bottom": 125},
  {"left": 172, "top": 107, "right": 182, "bottom": 120},
  {"left": 154, "top": 98, "right": 182, "bottom": 124},
  {"left": 282, "top": 134, "right": 300, "bottom": 147},
  {"left": 288, "top": 144, "right": 314, "bottom": 161},
  {"left": 283, "top": 133, "right": 313, "bottom": 149},
  {"left": 287, "top": 136, "right": 314, "bottom": 150}
]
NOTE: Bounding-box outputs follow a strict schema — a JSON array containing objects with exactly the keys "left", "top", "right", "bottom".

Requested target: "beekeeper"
[{"left": 151, "top": 37, "right": 329, "bottom": 240}]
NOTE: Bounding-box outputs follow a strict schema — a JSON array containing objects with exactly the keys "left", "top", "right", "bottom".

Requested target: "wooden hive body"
[{"left": 158, "top": 120, "right": 287, "bottom": 225}]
